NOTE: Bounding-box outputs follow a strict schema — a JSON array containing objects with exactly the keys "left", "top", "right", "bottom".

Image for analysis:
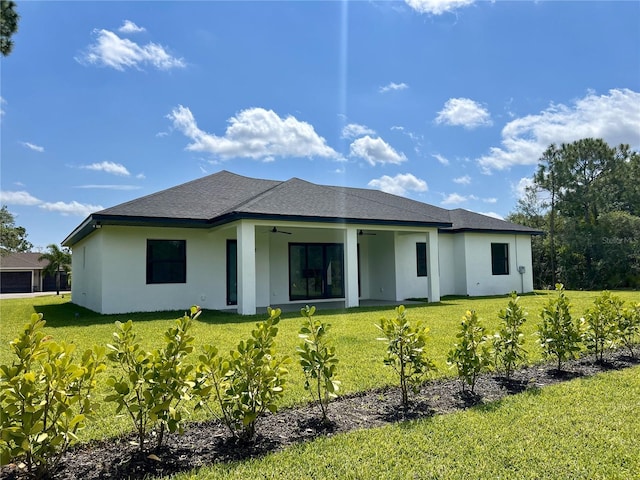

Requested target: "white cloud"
[
  {"left": 379, "top": 82, "right": 409, "bottom": 93},
  {"left": 436, "top": 97, "right": 492, "bottom": 129},
  {"left": 349, "top": 136, "right": 407, "bottom": 166},
  {"left": 478, "top": 88, "right": 640, "bottom": 172},
  {"left": 81, "top": 161, "right": 131, "bottom": 176},
  {"left": 21, "top": 142, "right": 45, "bottom": 153},
  {"left": 75, "top": 184, "right": 141, "bottom": 191},
  {"left": 119, "top": 20, "right": 146, "bottom": 34},
  {"left": 39, "top": 201, "right": 103, "bottom": 217},
  {"left": 432, "top": 153, "right": 450, "bottom": 166},
  {"left": 483, "top": 197, "right": 497, "bottom": 204},
  {"left": 0, "top": 190, "right": 42, "bottom": 206},
  {"left": 512, "top": 177, "right": 534, "bottom": 200},
  {"left": 0, "top": 96, "right": 6, "bottom": 116},
  {"left": 77, "top": 28, "right": 185, "bottom": 71},
  {"left": 168, "top": 105, "right": 340, "bottom": 161},
  {"left": 453, "top": 174, "right": 471, "bottom": 185},
  {"left": 405, "top": 0, "right": 475, "bottom": 15},
  {"left": 342, "top": 123, "right": 376, "bottom": 139},
  {"left": 477, "top": 211, "right": 504, "bottom": 220},
  {"left": 368, "top": 173, "right": 428, "bottom": 196},
  {"left": 441, "top": 192, "right": 478, "bottom": 205}
]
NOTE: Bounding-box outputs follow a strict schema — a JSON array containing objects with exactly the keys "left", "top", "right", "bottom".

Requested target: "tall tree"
[
  {"left": 39, "top": 244, "right": 71, "bottom": 295},
  {"left": 1, "top": 0, "right": 19, "bottom": 56},
  {"left": 0, "top": 205, "right": 33, "bottom": 256}
]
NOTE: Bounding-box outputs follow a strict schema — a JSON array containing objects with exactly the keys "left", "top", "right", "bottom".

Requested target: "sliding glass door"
[{"left": 289, "top": 243, "right": 344, "bottom": 300}]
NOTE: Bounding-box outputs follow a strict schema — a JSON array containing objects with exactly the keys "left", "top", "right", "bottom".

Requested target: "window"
[
  {"left": 491, "top": 243, "right": 509, "bottom": 275},
  {"left": 289, "top": 243, "right": 344, "bottom": 300},
  {"left": 146, "top": 240, "right": 186, "bottom": 284},
  {"left": 416, "top": 242, "right": 428, "bottom": 277}
]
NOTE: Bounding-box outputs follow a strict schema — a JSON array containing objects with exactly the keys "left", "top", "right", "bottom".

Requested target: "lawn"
[{"left": 1, "top": 290, "right": 638, "bottom": 445}]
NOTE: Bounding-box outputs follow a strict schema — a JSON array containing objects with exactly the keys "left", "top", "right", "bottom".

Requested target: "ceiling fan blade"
[
  {"left": 358, "top": 230, "right": 376, "bottom": 236},
  {"left": 271, "top": 227, "right": 292, "bottom": 235}
]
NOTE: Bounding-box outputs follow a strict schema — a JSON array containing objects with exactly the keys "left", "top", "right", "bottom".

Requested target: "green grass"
[
  {"left": 0, "top": 290, "right": 638, "bottom": 443},
  {"left": 174, "top": 366, "right": 640, "bottom": 480}
]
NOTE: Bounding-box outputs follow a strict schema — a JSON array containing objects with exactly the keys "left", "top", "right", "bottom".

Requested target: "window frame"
[
  {"left": 491, "top": 242, "right": 509, "bottom": 276},
  {"left": 416, "top": 242, "right": 428, "bottom": 277},
  {"left": 146, "top": 239, "right": 187, "bottom": 284}
]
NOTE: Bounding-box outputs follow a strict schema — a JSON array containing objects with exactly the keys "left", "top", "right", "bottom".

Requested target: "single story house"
[
  {"left": 0, "top": 252, "right": 70, "bottom": 293},
  {"left": 63, "top": 170, "right": 541, "bottom": 315}
]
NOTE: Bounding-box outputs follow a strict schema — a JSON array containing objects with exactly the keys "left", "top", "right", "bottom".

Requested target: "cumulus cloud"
[
  {"left": 478, "top": 89, "right": 640, "bottom": 172},
  {"left": 21, "top": 142, "right": 45, "bottom": 153},
  {"left": 39, "top": 201, "right": 103, "bottom": 217},
  {"left": 512, "top": 177, "right": 535, "bottom": 200},
  {"left": 81, "top": 161, "right": 131, "bottom": 176},
  {"left": 75, "top": 184, "right": 141, "bottom": 191},
  {"left": 119, "top": 20, "right": 146, "bottom": 34},
  {"left": 168, "top": 105, "right": 340, "bottom": 161},
  {"left": 0, "top": 190, "right": 102, "bottom": 216},
  {"left": 349, "top": 136, "right": 407, "bottom": 166},
  {"left": 453, "top": 175, "right": 471, "bottom": 185},
  {"left": 368, "top": 173, "right": 428, "bottom": 196},
  {"left": 0, "top": 96, "right": 6, "bottom": 116},
  {"left": 341, "top": 123, "right": 376, "bottom": 139},
  {"left": 483, "top": 197, "right": 497, "bottom": 204},
  {"left": 0, "top": 190, "right": 42, "bottom": 206},
  {"left": 379, "top": 82, "right": 409, "bottom": 93},
  {"left": 405, "top": 0, "right": 475, "bottom": 15},
  {"left": 432, "top": 153, "right": 450, "bottom": 166},
  {"left": 441, "top": 192, "right": 478, "bottom": 205},
  {"left": 436, "top": 97, "right": 492, "bottom": 129},
  {"left": 77, "top": 28, "right": 185, "bottom": 71},
  {"left": 477, "top": 211, "right": 504, "bottom": 220}
]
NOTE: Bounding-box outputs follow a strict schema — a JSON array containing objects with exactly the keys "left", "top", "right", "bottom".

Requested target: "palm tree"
[{"left": 39, "top": 244, "right": 71, "bottom": 295}]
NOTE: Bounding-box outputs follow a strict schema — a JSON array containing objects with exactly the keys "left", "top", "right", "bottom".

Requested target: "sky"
[{"left": 1, "top": 0, "right": 639, "bottom": 250}]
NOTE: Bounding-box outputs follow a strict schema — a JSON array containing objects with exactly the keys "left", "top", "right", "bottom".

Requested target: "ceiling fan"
[
  {"left": 358, "top": 230, "right": 376, "bottom": 236},
  {"left": 271, "top": 227, "right": 292, "bottom": 235}
]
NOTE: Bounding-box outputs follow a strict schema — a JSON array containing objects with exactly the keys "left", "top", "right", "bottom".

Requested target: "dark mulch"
[{"left": 3, "top": 351, "right": 638, "bottom": 480}]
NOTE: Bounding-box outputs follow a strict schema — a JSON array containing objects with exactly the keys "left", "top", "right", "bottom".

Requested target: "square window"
[
  {"left": 146, "top": 240, "right": 186, "bottom": 284},
  {"left": 416, "top": 242, "right": 428, "bottom": 277},
  {"left": 491, "top": 243, "right": 509, "bottom": 275}
]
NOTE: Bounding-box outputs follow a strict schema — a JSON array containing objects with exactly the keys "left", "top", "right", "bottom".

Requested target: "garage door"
[{"left": 0, "top": 272, "right": 32, "bottom": 293}]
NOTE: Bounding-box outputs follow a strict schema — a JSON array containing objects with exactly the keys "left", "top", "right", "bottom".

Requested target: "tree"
[
  {"left": 1, "top": 0, "right": 19, "bottom": 56},
  {"left": 0, "top": 205, "right": 33, "bottom": 256},
  {"left": 38, "top": 244, "right": 71, "bottom": 295}
]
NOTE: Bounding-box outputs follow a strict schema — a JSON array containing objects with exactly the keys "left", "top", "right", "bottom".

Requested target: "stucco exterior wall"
[
  {"left": 394, "top": 232, "right": 430, "bottom": 301},
  {"left": 71, "top": 232, "right": 103, "bottom": 313}
]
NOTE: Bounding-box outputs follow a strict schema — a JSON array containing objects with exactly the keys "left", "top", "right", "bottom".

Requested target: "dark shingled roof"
[
  {"left": 0, "top": 252, "right": 49, "bottom": 270},
  {"left": 63, "top": 170, "right": 542, "bottom": 245}
]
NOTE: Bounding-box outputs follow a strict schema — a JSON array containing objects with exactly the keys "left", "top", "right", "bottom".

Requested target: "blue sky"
[{"left": 1, "top": 0, "right": 639, "bottom": 250}]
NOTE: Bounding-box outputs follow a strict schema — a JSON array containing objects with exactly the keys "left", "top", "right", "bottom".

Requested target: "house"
[
  {"left": 62, "top": 170, "right": 541, "bottom": 315},
  {"left": 0, "top": 252, "right": 70, "bottom": 293}
]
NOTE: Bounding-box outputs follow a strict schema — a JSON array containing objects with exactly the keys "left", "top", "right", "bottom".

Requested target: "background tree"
[
  {"left": 0, "top": 205, "right": 33, "bottom": 256},
  {"left": 1, "top": 0, "right": 19, "bottom": 56},
  {"left": 38, "top": 244, "right": 71, "bottom": 295}
]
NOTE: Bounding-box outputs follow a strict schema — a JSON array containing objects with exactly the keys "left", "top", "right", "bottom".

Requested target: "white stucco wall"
[
  {"left": 71, "top": 232, "right": 103, "bottom": 313},
  {"left": 394, "top": 233, "right": 430, "bottom": 301}
]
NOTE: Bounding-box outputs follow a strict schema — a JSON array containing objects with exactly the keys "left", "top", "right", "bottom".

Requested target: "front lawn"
[{"left": 1, "top": 290, "right": 638, "bottom": 444}]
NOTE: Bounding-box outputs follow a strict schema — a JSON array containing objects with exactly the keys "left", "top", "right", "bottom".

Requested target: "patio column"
[
  {"left": 237, "top": 220, "right": 256, "bottom": 315},
  {"left": 427, "top": 229, "right": 440, "bottom": 302},
  {"left": 344, "top": 227, "right": 359, "bottom": 308}
]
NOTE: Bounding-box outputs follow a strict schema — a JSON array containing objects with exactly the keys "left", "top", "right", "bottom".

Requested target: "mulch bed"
[{"left": 3, "top": 350, "right": 638, "bottom": 479}]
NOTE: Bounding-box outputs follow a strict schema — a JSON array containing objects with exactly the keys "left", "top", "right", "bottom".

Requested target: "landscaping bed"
[{"left": 3, "top": 349, "right": 637, "bottom": 480}]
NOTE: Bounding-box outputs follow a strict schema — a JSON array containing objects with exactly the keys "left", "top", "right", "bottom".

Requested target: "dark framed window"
[
  {"left": 227, "top": 240, "right": 237, "bottom": 305},
  {"left": 146, "top": 240, "right": 186, "bottom": 284},
  {"left": 491, "top": 243, "right": 509, "bottom": 275},
  {"left": 416, "top": 242, "right": 428, "bottom": 277},
  {"left": 289, "top": 243, "right": 344, "bottom": 300}
]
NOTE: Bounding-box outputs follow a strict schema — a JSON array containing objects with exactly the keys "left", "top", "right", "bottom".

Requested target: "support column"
[
  {"left": 427, "top": 229, "right": 440, "bottom": 302},
  {"left": 237, "top": 221, "right": 256, "bottom": 315},
  {"left": 344, "top": 227, "right": 359, "bottom": 308}
]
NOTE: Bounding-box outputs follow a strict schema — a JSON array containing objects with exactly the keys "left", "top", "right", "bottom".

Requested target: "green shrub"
[
  {"left": 376, "top": 305, "right": 436, "bottom": 407},
  {"left": 584, "top": 291, "right": 623, "bottom": 362},
  {"left": 297, "top": 305, "right": 340, "bottom": 422},
  {"left": 447, "top": 310, "right": 490, "bottom": 393},
  {"left": 196, "top": 307, "right": 289, "bottom": 442},
  {"left": 537, "top": 284, "right": 583, "bottom": 370},
  {"left": 617, "top": 302, "right": 640, "bottom": 358},
  {"left": 0, "top": 313, "right": 106, "bottom": 478},
  {"left": 105, "top": 306, "right": 199, "bottom": 452},
  {"left": 492, "top": 292, "right": 528, "bottom": 379}
]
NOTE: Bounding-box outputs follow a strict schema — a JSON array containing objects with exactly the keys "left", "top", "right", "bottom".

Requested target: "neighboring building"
[
  {"left": 63, "top": 170, "right": 541, "bottom": 315},
  {"left": 0, "top": 252, "right": 70, "bottom": 293}
]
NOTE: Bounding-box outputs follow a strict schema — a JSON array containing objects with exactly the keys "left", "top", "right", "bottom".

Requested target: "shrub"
[
  {"left": 105, "top": 306, "right": 199, "bottom": 452},
  {"left": 447, "top": 310, "right": 490, "bottom": 394},
  {"left": 584, "top": 291, "right": 623, "bottom": 362},
  {"left": 617, "top": 302, "right": 640, "bottom": 358},
  {"left": 0, "top": 313, "right": 106, "bottom": 478},
  {"left": 297, "top": 305, "right": 340, "bottom": 422},
  {"left": 492, "top": 292, "right": 528, "bottom": 379},
  {"left": 196, "top": 307, "right": 289, "bottom": 442},
  {"left": 537, "top": 284, "right": 582, "bottom": 371},
  {"left": 376, "top": 305, "right": 436, "bottom": 407}
]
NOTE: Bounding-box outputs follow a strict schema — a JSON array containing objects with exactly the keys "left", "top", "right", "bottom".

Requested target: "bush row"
[{"left": 1, "top": 289, "right": 639, "bottom": 478}]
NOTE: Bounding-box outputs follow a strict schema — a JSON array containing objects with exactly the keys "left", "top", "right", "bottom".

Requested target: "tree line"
[{"left": 507, "top": 138, "right": 640, "bottom": 290}]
